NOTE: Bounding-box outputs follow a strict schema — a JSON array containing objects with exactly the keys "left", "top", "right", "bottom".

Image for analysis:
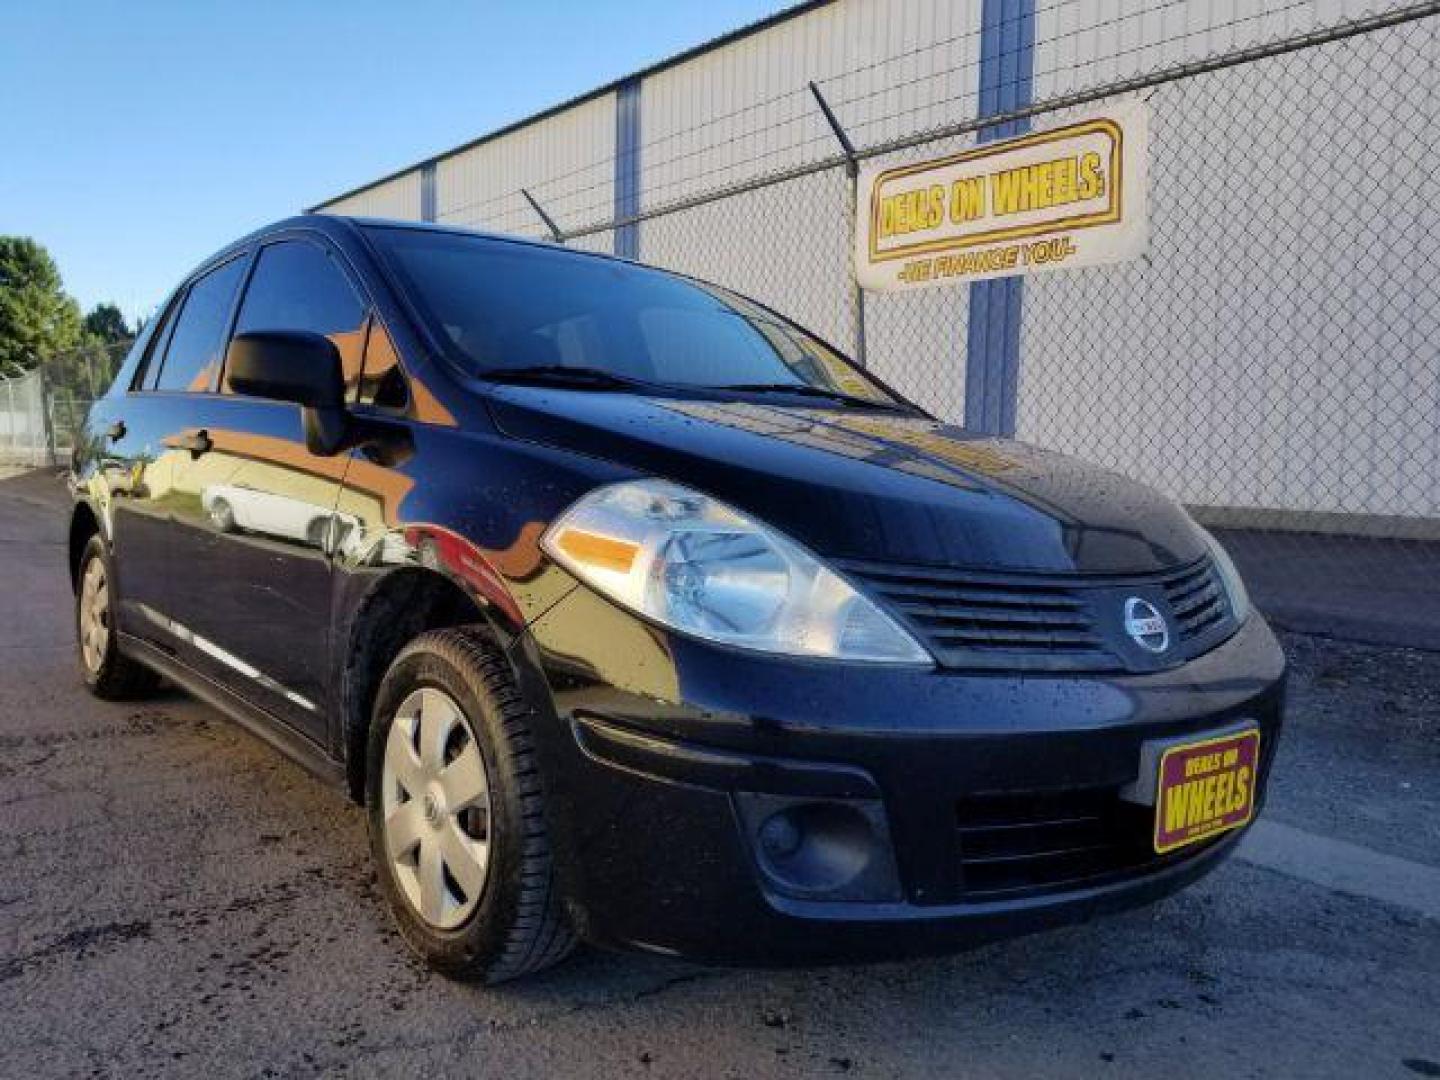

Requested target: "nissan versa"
[{"left": 68, "top": 216, "right": 1284, "bottom": 982}]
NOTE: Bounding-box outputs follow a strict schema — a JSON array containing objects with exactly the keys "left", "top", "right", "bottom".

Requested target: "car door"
[
  {"left": 162, "top": 236, "right": 370, "bottom": 743},
  {"left": 84, "top": 308, "right": 177, "bottom": 653},
  {"left": 95, "top": 259, "right": 249, "bottom": 653}
]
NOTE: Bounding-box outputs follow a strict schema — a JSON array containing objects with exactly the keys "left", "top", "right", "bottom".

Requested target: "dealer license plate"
[{"left": 1153, "top": 728, "right": 1260, "bottom": 854}]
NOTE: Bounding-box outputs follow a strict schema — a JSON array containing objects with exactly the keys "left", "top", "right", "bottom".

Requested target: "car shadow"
[{"left": 455, "top": 889, "right": 1210, "bottom": 1020}]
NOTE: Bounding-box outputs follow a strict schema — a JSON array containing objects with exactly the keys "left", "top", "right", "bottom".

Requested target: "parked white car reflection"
[{"left": 201, "top": 484, "right": 361, "bottom": 555}]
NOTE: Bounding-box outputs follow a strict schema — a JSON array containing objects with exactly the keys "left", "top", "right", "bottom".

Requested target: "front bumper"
[{"left": 513, "top": 591, "right": 1285, "bottom": 965}]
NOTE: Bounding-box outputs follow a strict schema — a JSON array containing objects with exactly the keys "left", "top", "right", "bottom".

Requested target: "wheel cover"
[
  {"left": 381, "top": 687, "right": 493, "bottom": 929},
  {"left": 78, "top": 556, "right": 109, "bottom": 673}
]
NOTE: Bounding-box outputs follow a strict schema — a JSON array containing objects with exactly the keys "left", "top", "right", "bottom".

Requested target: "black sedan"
[{"left": 68, "top": 215, "right": 1284, "bottom": 982}]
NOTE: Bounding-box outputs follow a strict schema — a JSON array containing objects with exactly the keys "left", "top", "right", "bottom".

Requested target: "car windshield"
[{"left": 365, "top": 226, "right": 902, "bottom": 407}]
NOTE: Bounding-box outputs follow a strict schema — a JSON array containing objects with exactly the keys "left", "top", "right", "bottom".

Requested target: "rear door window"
[
  {"left": 226, "top": 240, "right": 369, "bottom": 396},
  {"left": 151, "top": 257, "right": 247, "bottom": 393},
  {"left": 134, "top": 293, "right": 182, "bottom": 391}
]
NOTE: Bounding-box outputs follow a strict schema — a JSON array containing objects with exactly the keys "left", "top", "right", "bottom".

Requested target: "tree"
[
  {"left": 47, "top": 335, "right": 113, "bottom": 399},
  {"left": 0, "top": 236, "right": 82, "bottom": 374},
  {"left": 83, "top": 302, "right": 130, "bottom": 344}
]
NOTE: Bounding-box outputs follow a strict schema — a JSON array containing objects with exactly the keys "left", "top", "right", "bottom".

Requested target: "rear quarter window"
[{"left": 151, "top": 258, "right": 247, "bottom": 393}]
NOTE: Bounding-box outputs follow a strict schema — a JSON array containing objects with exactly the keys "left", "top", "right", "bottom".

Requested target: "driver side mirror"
[{"left": 226, "top": 331, "right": 349, "bottom": 456}]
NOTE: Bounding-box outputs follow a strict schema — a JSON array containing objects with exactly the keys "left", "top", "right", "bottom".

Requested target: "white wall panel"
[
  {"left": 316, "top": 171, "right": 423, "bottom": 220},
  {"left": 642, "top": 167, "right": 857, "bottom": 352},
  {"left": 639, "top": 0, "right": 983, "bottom": 211},
  {"left": 435, "top": 93, "right": 616, "bottom": 239},
  {"left": 638, "top": 0, "right": 983, "bottom": 417},
  {"left": 1032, "top": 0, "right": 1392, "bottom": 103}
]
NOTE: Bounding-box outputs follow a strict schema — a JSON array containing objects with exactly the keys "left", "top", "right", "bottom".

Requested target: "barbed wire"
[
  {"left": 359, "top": 0, "right": 1381, "bottom": 236},
  {"left": 552, "top": 1, "right": 1438, "bottom": 240}
]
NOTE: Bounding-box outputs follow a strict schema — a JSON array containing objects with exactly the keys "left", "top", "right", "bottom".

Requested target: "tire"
[
  {"left": 304, "top": 515, "right": 330, "bottom": 549},
  {"left": 76, "top": 535, "right": 161, "bottom": 701},
  {"left": 365, "top": 628, "right": 576, "bottom": 983},
  {"left": 208, "top": 498, "right": 236, "bottom": 533}
]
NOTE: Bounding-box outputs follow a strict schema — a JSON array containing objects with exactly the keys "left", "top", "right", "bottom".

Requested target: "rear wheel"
[
  {"left": 76, "top": 535, "right": 160, "bottom": 700},
  {"left": 365, "top": 628, "right": 575, "bottom": 983},
  {"left": 208, "top": 498, "right": 236, "bottom": 533}
]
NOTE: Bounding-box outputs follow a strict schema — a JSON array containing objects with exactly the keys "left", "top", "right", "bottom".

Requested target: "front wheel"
[
  {"left": 76, "top": 535, "right": 161, "bottom": 700},
  {"left": 365, "top": 628, "right": 575, "bottom": 983}
]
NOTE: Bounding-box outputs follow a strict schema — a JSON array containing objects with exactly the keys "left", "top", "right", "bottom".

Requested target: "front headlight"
[
  {"left": 1200, "top": 527, "right": 1251, "bottom": 625},
  {"left": 541, "top": 479, "right": 932, "bottom": 665}
]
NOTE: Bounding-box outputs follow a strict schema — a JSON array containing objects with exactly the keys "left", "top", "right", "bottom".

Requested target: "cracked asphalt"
[{"left": 2, "top": 467, "right": 1437, "bottom": 1079}]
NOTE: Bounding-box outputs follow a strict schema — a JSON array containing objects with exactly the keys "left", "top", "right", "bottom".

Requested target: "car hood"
[{"left": 487, "top": 389, "right": 1207, "bottom": 574}]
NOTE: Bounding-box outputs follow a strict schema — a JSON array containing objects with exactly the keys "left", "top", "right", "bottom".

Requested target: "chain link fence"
[
  {"left": 0, "top": 367, "right": 51, "bottom": 468},
  {"left": 1016, "top": 12, "right": 1439, "bottom": 539},
  {"left": 0, "top": 342, "right": 125, "bottom": 468}
]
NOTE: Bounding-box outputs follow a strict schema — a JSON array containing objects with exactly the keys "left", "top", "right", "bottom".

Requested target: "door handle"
[
  {"left": 106, "top": 419, "right": 126, "bottom": 441},
  {"left": 178, "top": 428, "right": 213, "bottom": 457}
]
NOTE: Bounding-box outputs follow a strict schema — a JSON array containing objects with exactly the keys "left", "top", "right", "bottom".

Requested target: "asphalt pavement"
[
  {"left": 1, "top": 467, "right": 1437, "bottom": 1079},
  {"left": 1216, "top": 527, "right": 1440, "bottom": 652}
]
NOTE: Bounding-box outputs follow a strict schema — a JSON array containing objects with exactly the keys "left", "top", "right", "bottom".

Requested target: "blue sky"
[{"left": 0, "top": 1, "right": 789, "bottom": 324}]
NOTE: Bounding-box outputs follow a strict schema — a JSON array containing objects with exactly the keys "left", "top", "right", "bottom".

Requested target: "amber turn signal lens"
[{"left": 554, "top": 528, "right": 640, "bottom": 573}]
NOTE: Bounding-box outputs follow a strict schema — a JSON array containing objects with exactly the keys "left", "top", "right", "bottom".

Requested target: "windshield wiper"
[
  {"left": 480, "top": 365, "right": 656, "bottom": 391},
  {"left": 718, "top": 382, "right": 908, "bottom": 411}
]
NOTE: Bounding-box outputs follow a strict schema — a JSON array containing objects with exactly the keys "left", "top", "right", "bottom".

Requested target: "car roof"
[{"left": 188, "top": 214, "right": 628, "bottom": 285}]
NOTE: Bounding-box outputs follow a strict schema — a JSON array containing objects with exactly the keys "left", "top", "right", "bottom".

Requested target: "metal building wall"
[
  {"left": 319, "top": 170, "right": 423, "bottom": 220},
  {"left": 638, "top": 0, "right": 984, "bottom": 418},
  {"left": 435, "top": 92, "right": 616, "bottom": 239},
  {"left": 1015, "top": 1, "right": 1440, "bottom": 523},
  {"left": 1030, "top": 0, "right": 1376, "bottom": 100},
  {"left": 638, "top": 0, "right": 981, "bottom": 207}
]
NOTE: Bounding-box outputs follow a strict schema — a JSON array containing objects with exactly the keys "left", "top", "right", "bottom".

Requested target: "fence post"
[
  {"left": 38, "top": 363, "right": 58, "bottom": 468},
  {"left": 521, "top": 188, "right": 565, "bottom": 244},
  {"left": 3, "top": 377, "right": 13, "bottom": 461},
  {"left": 965, "top": 0, "right": 1036, "bottom": 436},
  {"left": 809, "top": 81, "right": 867, "bottom": 368}
]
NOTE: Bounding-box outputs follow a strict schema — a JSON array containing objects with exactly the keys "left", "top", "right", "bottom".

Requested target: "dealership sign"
[{"left": 855, "top": 100, "right": 1148, "bottom": 292}]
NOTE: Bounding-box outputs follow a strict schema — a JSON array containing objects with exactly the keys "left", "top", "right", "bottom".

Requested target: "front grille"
[
  {"left": 955, "top": 788, "right": 1208, "bottom": 900},
  {"left": 839, "top": 563, "right": 1108, "bottom": 661},
  {"left": 835, "top": 556, "right": 1237, "bottom": 672},
  {"left": 1160, "top": 560, "right": 1228, "bottom": 642}
]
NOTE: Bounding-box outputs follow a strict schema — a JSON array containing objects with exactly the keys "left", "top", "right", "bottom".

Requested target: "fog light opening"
[
  {"left": 736, "top": 791, "right": 903, "bottom": 903},
  {"left": 751, "top": 801, "right": 880, "bottom": 896},
  {"left": 758, "top": 811, "right": 804, "bottom": 860}
]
